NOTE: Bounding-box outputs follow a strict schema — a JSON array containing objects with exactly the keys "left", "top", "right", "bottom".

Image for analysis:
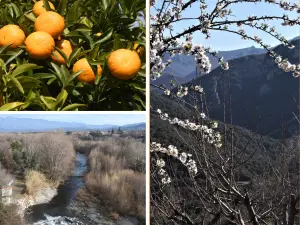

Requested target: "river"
[
  {"left": 25, "top": 153, "right": 88, "bottom": 225},
  {"left": 24, "top": 153, "right": 140, "bottom": 225}
]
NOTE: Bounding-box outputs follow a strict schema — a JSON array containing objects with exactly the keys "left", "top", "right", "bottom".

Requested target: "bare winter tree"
[
  {"left": 39, "top": 132, "right": 75, "bottom": 180},
  {"left": 150, "top": 0, "right": 300, "bottom": 224},
  {"left": 0, "top": 163, "right": 12, "bottom": 185}
]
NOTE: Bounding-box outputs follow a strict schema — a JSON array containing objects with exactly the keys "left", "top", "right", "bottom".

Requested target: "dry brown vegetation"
[
  {"left": 25, "top": 170, "right": 54, "bottom": 196},
  {"left": 0, "top": 132, "right": 75, "bottom": 181},
  {"left": 0, "top": 131, "right": 145, "bottom": 222},
  {"left": 0, "top": 203, "right": 23, "bottom": 225},
  {"left": 0, "top": 132, "right": 76, "bottom": 224},
  {"left": 0, "top": 164, "right": 12, "bottom": 185},
  {"left": 81, "top": 137, "right": 146, "bottom": 220}
]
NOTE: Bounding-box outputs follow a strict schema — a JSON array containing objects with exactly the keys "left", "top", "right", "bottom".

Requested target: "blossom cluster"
[
  {"left": 151, "top": 33, "right": 212, "bottom": 80},
  {"left": 151, "top": 0, "right": 300, "bottom": 82},
  {"left": 157, "top": 109, "right": 222, "bottom": 148},
  {"left": 163, "top": 84, "right": 204, "bottom": 98},
  {"left": 155, "top": 158, "right": 171, "bottom": 184},
  {"left": 274, "top": 56, "right": 300, "bottom": 77},
  {"left": 151, "top": 142, "right": 198, "bottom": 184},
  {"left": 176, "top": 86, "right": 188, "bottom": 97}
]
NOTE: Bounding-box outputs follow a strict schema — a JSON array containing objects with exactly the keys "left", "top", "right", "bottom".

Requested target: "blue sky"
[
  {"left": 0, "top": 114, "right": 146, "bottom": 126},
  {"left": 152, "top": 0, "right": 299, "bottom": 50}
]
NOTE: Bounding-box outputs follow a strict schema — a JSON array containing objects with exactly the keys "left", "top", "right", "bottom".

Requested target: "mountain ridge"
[
  {"left": 152, "top": 36, "right": 299, "bottom": 89},
  {"left": 172, "top": 38, "right": 300, "bottom": 139},
  {"left": 0, "top": 117, "right": 146, "bottom": 132}
]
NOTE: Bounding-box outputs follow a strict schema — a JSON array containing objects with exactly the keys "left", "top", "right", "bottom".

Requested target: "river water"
[{"left": 25, "top": 153, "right": 88, "bottom": 225}]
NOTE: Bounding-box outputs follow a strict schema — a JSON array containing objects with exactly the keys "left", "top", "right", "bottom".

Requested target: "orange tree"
[{"left": 0, "top": 0, "right": 146, "bottom": 111}]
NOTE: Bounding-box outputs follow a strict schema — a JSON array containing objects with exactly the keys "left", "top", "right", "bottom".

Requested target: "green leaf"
[
  {"left": 7, "top": 5, "right": 14, "bottom": 19},
  {"left": 137, "top": 70, "right": 146, "bottom": 77},
  {"left": 72, "top": 89, "right": 81, "bottom": 96},
  {"left": 70, "top": 50, "right": 92, "bottom": 63},
  {"left": 4, "top": 7, "right": 15, "bottom": 24},
  {"left": 24, "top": 12, "right": 36, "bottom": 22},
  {"left": 67, "top": 47, "right": 82, "bottom": 66},
  {"left": 102, "top": 0, "right": 109, "bottom": 10},
  {"left": 52, "top": 45, "right": 68, "bottom": 65},
  {"left": 91, "top": 45, "right": 100, "bottom": 59},
  {"left": 0, "top": 44, "right": 13, "bottom": 54},
  {"left": 55, "top": 89, "right": 68, "bottom": 108},
  {"left": 67, "top": 1, "right": 81, "bottom": 23},
  {"left": 25, "top": 90, "right": 37, "bottom": 101},
  {"left": 5, "top": 49, "right": 24, "bottom": 65},
  {"left": 34, "top": 73, "right": 56, "bottom": 79},
  {"left": 80, "top": 31, "right": 94, "bottom": 48},
  {"left": 113, "top": 34, "right": 124, "bottom": 49},
  {"left": 78, "top": 17, "right": 93, "bottom": 29},
  {"left": 57, "top": 0, "right": 68, "bottom": 15},
  {"left": 67, "top": 70, "right": 83, "bottom": 83},
  {"left": 42, "top": 0, "right": 51, "bottom": 11},
  {"left": 0, "top": 58, "right": 6, "bottom": 73},
  {"left": 133, "top": 94, "right": 146, "bottom": 109},
  {"left": 130, "top": 82, "right": 146, "bottom": 92},
  {"left": 47, "top": 77, "right": 57, "bottom": 85},
  {"left": 93, "top": 28, "right": 113, "bottom": 46},
  {"left": 10, "top": 3, "right": 20, "bottom": 18},
  {"left": 60, "top": 65, "right": 71, "bottom": 87},
  {"left": 64, "top": 31, "right": 82, "bottom": 37},
  {"left": 50, "top": 62, "right": 66, "bottom": 86},
  {"left": 9, "top": 76, "right": 24, "bottom": 94},
  {"left": 12, "top": 64, "right": 42, "bottom": 77},
  {"left": 17, "top": 76, "right": 41, "bottom": 86},
  {"left": 40, "top": 96, "right": 55, "bottom": 110},
  {"left": 62, "top": 103, "right": 86, "bottom": 111},
  {"left": 0, "top": 102, "right": 24, "bottom": 111}
]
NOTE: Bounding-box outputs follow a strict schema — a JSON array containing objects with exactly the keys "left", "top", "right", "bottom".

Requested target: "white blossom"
[
  {"left": 151, "top": 142, "right": 199, "bottom": 180},
  {"left": 164, "top": 89, "right": 171, "bottom": 96},
  {"left": 157, "top": 158, "right": 165, "bottom": 167}
]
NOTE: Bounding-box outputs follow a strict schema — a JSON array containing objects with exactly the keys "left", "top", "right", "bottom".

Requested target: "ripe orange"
[
  {"left": 73, "top": 58, "right": 102, "bottom": 83},
  {"left": 108, "top": 49, "right": 141, "bottom": 80},
  {"left": 34, "top": 11, "right": 65, "bottom": 38},
  {"left": 0, "top": 25, "right": 26, "bottom": 49},
  {"left": 133, "top": 43, "right": 145, "bottom": 57},
  {"left": 25, "top": 31, "right": 55, "bottom": 60},
  {"left": 51, "top": 39, "right": 72, "bottom": 64},
  {"left": 33, "top": 1, "right": 55, "bottom": 17}
]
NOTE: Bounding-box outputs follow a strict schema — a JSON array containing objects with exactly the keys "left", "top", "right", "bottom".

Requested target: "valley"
[{"left": 150, "top": 38, "right": 300, "bottom": 224}]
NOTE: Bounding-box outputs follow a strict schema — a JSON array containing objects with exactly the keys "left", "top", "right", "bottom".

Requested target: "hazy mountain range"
[
  {"left": 163, "top": 37, "right": 300, "bottom": 139},
  {"left": 0, "top": 117, "right": 146, "bottom": 132},
  {"left": 152, "top": 36, "right": 299, "bottom": 89},
  {"left": 152, "top": 46, "right": 266, "bottom": 89}
]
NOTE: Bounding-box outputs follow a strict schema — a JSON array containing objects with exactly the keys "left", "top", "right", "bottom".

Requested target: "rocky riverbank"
[
  {"left": 67, "top": 199, "right": 140, "bottom": 225},
  {"left": 15, "top": 152, "right": 141, "bottom": 225},
  {"left": 16, "top": 187, "right": 57, "bottom": 218}
]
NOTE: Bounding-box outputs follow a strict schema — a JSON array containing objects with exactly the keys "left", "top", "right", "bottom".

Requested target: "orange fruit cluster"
[
  {"left": 25, "top": 31, "right": 55, "bottom": 60},
  {"left": 73, "top": 58, "right": 102, "bottom": 84},
  {"left": 0, "top": 25, "right": 26, "bottom": 49},
  {"left": 51, "top": 39, "right": 72, "bottom": 64},
  {"left": 0, "top": 0, "right": 143, "bottom": 83},
  {"left": 33, "top": 1, "right": 55, "bottom": 17},
  {"left": 108, "top": 49, "right": 141, "bottom": 80}
]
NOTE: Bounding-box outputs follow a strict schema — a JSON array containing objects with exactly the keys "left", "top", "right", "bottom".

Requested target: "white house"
[{"left": 0, "top": 179, "right": 13, "bottom": 204}]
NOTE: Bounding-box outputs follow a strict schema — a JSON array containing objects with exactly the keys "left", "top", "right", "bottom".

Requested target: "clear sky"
[
  {"left": 0, "top": 114, "right": 146, "bottom": 126},
  {"left": 152, "top": 0, "right": 299, "bottom": 50}
]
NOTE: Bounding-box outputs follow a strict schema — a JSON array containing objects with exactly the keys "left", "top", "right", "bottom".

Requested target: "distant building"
[{"left": 0, "top": 179, "right": 13, "bottom": 205}]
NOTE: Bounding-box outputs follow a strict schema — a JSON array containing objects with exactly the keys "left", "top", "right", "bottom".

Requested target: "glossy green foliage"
[{"left": 0, "top": 0, "right": 146, "bottom": 111}]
